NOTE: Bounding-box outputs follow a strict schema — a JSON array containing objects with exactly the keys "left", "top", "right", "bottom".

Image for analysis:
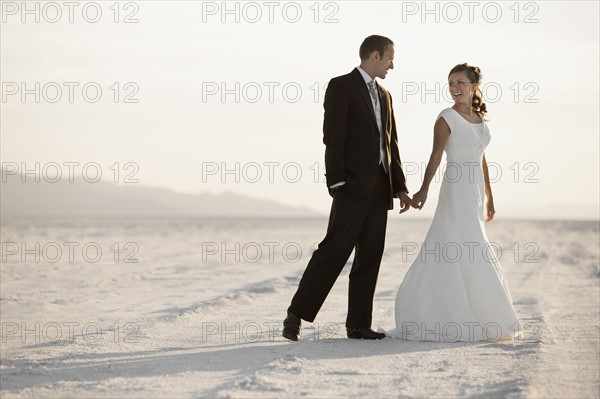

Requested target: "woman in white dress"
[{"left": 394, "top": 63, "right": 522, "bottom": 342}]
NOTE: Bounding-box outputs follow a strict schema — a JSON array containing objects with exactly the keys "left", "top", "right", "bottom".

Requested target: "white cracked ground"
[{"left": 1, "top": 218, "right": 598, "bottom": 398}]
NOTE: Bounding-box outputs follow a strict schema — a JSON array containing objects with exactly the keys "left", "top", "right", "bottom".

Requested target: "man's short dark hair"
[{"left": 359, "top": 35, "right": 394, "bottom": 60}]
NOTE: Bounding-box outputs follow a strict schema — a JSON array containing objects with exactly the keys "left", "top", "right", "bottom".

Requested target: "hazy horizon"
[{"left": 1, "top": 168, "right": 597, "bottom": 220}]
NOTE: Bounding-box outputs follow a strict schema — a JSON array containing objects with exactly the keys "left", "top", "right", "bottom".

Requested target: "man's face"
[{"left": 375, "top": 46, "right": 394, "bottom": 79}]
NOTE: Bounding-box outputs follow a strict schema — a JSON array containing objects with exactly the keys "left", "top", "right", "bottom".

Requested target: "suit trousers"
[{"left": 288, "top": 164, "right": 391, "bottom": 328}]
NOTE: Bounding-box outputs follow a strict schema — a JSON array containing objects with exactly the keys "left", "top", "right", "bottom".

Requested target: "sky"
[{"left": 1, "top": 0, "right": 599, "bottom": 219}]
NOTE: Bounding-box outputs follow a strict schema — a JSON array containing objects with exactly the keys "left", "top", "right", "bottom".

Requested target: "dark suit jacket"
[{"left": 323, "top": 68, "right": 408, "bottom": 210}]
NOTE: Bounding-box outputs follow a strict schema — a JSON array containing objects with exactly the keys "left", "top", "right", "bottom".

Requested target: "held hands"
[
  {"left": 398, "top": 192, "right": 412, "bottom": 214},
  {"left": 486, "top": 197, "right": 496, "bottom": 221},
  {"left": 411, "top": 189, "right": 428, "bottom": 210}
]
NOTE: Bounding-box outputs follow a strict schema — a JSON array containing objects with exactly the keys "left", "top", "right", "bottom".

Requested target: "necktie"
[
  {"left": 367, "top": 80, "right": 389, "bottom": 173},
  {"left": 367, "top": 80, "right": 378, "bottom": 104}
]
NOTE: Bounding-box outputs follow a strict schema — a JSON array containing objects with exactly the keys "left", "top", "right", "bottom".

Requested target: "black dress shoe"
[
  {"left": 346, "top": 327, "right": 386, "bottom": 340},
  {"left": 282, "top": 311, "right": 301, "bottom": 341}
]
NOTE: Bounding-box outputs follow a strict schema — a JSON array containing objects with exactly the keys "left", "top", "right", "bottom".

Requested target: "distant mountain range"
[
  {"left": 1, "top": 171, "right": 597, "bottom": 220},
  {"left": 0, "top": 171, "right": 321, "bottom": 218}
]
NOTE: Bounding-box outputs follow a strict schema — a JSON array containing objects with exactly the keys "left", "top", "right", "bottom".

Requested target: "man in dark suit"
[{"left": 283, "top": 35, "right": 412, "bottom": 341}]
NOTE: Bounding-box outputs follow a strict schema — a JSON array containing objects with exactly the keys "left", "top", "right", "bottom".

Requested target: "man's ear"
[{"left": 370, "top": 51, "right": 379, "bottom": 62}]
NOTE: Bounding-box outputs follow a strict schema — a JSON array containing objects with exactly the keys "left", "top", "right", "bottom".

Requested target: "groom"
[{"left": 283, "top": 35, "right": 412, "bottom": 341}]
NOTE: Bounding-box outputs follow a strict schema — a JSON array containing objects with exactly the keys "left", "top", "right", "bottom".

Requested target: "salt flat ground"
[{"left": 1, "top": 217, "right": 598, "bottom": 398}]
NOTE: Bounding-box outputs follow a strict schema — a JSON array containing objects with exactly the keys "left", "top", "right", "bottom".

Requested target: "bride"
[{"left": 393, "top": 63, "right": 522, "bottom": 342}]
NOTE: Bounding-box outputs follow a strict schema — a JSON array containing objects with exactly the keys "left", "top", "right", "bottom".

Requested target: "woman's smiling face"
[{"left": 448, "top": 71, "right": 476, "bottom": 105}]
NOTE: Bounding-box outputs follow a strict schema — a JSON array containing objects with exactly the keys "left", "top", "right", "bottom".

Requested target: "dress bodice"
[{"left": 437, "top": 107, "right": 491, "bottom": 164}]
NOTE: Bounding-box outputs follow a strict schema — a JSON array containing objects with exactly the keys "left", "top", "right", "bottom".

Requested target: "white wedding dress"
[{"left": 392, "top": 107, "right": 522, "bottom": 342}]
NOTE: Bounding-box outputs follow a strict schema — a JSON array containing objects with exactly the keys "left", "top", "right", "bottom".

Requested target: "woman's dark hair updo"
[{"left": 449, "top": 63, "right": 487, "bottom": 117}]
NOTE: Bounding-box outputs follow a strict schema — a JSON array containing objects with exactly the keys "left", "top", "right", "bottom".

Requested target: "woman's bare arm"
[{"left": 411, "top": 117, "right": 451, "bottom": 209}]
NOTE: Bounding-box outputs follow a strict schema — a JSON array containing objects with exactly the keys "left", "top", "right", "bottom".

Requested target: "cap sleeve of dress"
[{"left": 436, "top": 107, "right": 456, "bottom": 133}]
